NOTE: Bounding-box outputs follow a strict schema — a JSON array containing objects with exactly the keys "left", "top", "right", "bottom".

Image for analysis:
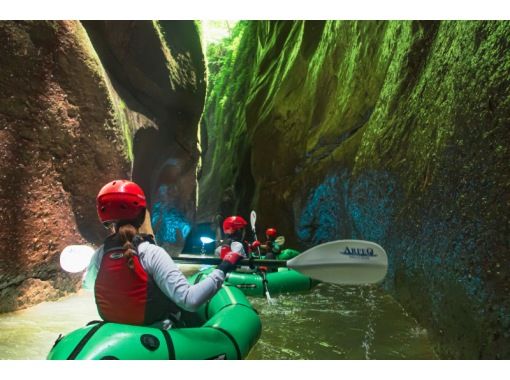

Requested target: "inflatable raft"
[
  {"left": 47, "top": 284, "right": 261, "bottom": 360},
  {"left": 190, "top": 266, "right": 318, "bottom": 297}
]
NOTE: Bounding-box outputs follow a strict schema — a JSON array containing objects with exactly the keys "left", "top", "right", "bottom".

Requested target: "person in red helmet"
[
  {"left": 265, "top": 228, "right": 277, "bottom": 238},
  {"left": 84, "top": 180, "right": 242, "bottom": 329},
  {"left": 215, "top": 216, "right": 261, "bottom": 259},
  {"left": 259, "top": 227, "right": 282, "bottom": 260}
]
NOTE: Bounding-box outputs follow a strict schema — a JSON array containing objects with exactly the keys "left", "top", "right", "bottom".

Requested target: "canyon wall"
[
  {"left": 199, "top": 21, "right": 510, "bottom": 358},
  {"left": 0, "top": 20, "right": 206, "bottom": 311}
]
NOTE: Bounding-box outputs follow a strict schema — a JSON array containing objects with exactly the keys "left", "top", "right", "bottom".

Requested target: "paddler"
[
  {"left": 215, "top": 215, "right": 261, "bottom": 259},
  {"left": 258, "top": 227, "right": 282, "bottom": 260},
  {"left": 84, "top": 180, "right": 243, "bottom": 329}
]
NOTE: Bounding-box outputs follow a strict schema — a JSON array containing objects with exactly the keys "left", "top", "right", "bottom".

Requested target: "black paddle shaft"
[{"left": 174, "top": 256, "right": 288, "bottom": 268}]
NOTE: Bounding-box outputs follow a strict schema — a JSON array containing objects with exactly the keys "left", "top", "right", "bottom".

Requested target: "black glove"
[{"left": 217, "top": 251, "right": 243, "bottom": 274}]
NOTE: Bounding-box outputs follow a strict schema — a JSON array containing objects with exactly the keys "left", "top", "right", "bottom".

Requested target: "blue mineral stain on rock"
[
  {"left": 297, "top": 171, "right": 398, "bottom": 247},
  {"left": 297, "top": 175, "right": 342, "bottom": 245},
  {"left": 383, "top": 171, "right": 492, "bottom": 334},
  {"left": 296, "top": 167, "right": 492, "bottom": 326},
  {"left": 348, "top": 171, "right": 397, "bottom": 243},
  {"left": 151, "top": 184, "right": 191, "bottom": 245}
]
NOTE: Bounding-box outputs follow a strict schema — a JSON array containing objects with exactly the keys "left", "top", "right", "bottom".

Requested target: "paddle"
[
  {"left": 249, "top": 210, "right": 261, "bottom": 257},
  {"left": 59, "top": 240, "right": 388, "bottom": 286},
  {"left": 176, "top": 239, "right": 388, "bottom": 285},
  {"left": 249, "top": 210, "right": 274, "bottom": 304}
]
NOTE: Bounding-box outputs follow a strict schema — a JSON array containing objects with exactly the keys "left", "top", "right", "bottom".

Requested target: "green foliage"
[
  {"left": 206, "top": 22, "right": 247, "bottom": 103},
  {"left": 199, "top": 21, "right": 260, "bottom": 209}
]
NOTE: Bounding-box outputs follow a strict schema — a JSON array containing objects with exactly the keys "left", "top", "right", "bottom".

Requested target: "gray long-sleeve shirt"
[{"left": 83, "top": 241, "right": 225, "bottom": 312}]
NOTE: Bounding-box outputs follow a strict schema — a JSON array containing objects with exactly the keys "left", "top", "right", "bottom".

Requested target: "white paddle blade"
[
  {"left": 200, "top": 236, "right": 215, "bottom": 244},
  {"left": 60, "top": 245, "right": 95, "bottom": 273},
  {"left": 250, "top": 210, "right": 257, "bottom": 230},
  {"left": 230, "top": 241, "right": 245, "bottom": 255},
  {"left": 287, "top": 240, "right": 388, "bottom": 285}
]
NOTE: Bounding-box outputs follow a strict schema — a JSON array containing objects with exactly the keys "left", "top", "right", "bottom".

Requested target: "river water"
[
  {"left": 0, "top": 277, "right": 436, "bottom": 360},
  {"left": 247, "top": 283, "right": 437, "bottom": 359}
]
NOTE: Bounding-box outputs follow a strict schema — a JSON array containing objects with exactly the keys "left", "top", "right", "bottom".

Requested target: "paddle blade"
[
  {"left": 287, "top": 240, "right": 388, "bottom": 285},
  {"left": 250, "top": 210, "right": 257, "bottom": 230},
  {"left": 200, "top": 236, "right": 215, "bottom": 244},
  {"left": 275, "top": 236, "right": 285, "bottom": 246},
  {"left": 60, "top": 245, "right": 95, "bottom": 273}
]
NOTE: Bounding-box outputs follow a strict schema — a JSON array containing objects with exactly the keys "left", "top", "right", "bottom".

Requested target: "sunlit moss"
[
  {"left": 199, "top": 21, "right": 253, "bottom": 206},
  {"left": 200, "top": 20, "right": 510, "bottom": 358},
  {"left": 152, "top": 21, "right": 179, "bottom": 89},
  {"left": 73, "top": 21, "right": 133, "bottom": 162},
  {"left": 111, "top": 97, "right": 134, "bottom": 162}
]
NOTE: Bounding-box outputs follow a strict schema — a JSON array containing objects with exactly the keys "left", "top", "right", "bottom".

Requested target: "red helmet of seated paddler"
[
  {"left": 265, "top": 228, "right": 277, "bottom": 238},
  {"left": 96, "top": 180, "right": 146, "bottom": 225},
  {"left": 223, "top": 216, "right": 248, "bottom": 235}
]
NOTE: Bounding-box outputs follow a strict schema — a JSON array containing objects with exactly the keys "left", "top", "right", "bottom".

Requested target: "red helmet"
[
  {"left": 223, "top": 216, "right": 248, "bottom": 235},
  {"left": 96, "top": 180, "right": 147, "bottom": 224},
  {"left": 266, "top": 228, "right": 277, "bottom": 238}
]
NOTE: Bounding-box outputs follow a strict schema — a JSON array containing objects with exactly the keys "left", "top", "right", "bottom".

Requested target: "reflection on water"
[
  {"left": 0, "top": 282, "right": 437, "bottom": 360},
  {"left": 246, "top": 283, "right": 437, "bottom": 359}
]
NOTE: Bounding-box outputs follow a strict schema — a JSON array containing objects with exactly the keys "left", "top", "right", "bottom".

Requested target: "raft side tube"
[
  {"left": 191, "top": 267, "right": 317, "bottom": 297},
  {"left": 202, "top": 285, "right": 262, "bottom": 358},
  {"left": 47, "top": 284, "right": 261, "bottom": 360},
  {"left": 168, "top": 327, "right": 239, "bottom": 359},
  {"left": 47, "top": 323, "right": 171, "bottom": 360},
  {"left": 266, "top": 268, "right": 318, "bottom": 294},
  {"left": 47, "top": 323, "right": 101, "bottom": 360}
]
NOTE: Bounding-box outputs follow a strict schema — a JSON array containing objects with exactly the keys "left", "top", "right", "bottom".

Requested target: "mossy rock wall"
[
  {"left": 198, "top": 21, "right": 259, "bottom": 220},
  {"left": 0, "top": 20, "right": 206, "bottom": 311},
  {"left": 82, "top": 21, "right": 207, "bottom": 255},
  {"left": 0, "top": 21, "right": 130, "bottom": 311},
  {"left": 199, "top": 20, "right": 510, "bottom": 358}
]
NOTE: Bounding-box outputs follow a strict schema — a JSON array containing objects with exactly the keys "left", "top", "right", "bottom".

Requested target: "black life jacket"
[{"left": 94, "top": 234, "right": 181, "bottom": 325}]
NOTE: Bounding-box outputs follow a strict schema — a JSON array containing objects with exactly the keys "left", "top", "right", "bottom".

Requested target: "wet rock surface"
[
  {"left": 83, "top": 21, "right": 206, "bottom": 255},
  {"left": 0, "top": 21, "right": 130, "bottom": 312},
  {"left": 0, "top": 21, "right": 206, "bottom": 310},
  {"left": 199, "top": 21, "right": 510, "bottom": 358}
]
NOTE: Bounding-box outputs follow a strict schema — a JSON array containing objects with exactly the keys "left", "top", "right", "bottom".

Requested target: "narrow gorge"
[{"left": 0, "top": 20, "right": 508, "bottom": 359}]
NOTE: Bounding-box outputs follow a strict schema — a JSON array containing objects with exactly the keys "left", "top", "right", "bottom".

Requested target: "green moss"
[
  {"left": 200, "top": 20, "right": 510, "bottom": 358},
  {"left": 75, "top": 21, "right": 134, "bottom": 162},
  {"left": 199, "top": 21, "right": 261, "bottom": 213},
  {"left": 54, "top": 22, "right": 131, "bottom": 163},
  {"left": 110, "top": 97, "right": 134, "bottom": 162},
  {"left": 71, "top": 22, "right": 110, "bottom": 89},
  {"left": 152, "top": 21, "right": 180, "bottom": 86}
]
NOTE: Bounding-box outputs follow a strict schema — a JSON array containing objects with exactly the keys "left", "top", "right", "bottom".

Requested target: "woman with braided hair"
[{"left": 84, "top": 180, "right": 242, "bottom": 328}]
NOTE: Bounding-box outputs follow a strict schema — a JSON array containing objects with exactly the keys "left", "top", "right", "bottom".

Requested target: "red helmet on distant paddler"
[
  {"left": 223, "top": 216, "right": 248, "bottom": 235},
  {"left": 96, "top": 180, "right": 146, "bottom": 225},
  {"left": 265, "top": 228, "right": 277, "bottom": 238}
]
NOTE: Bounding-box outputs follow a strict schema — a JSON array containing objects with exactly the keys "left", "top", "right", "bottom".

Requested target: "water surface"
[
  {"left": 247, "top": 283, "right": 437, "bottom": 359},
  {"left": 0, "top": 283, "right": 436, "bottom": 360}
]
